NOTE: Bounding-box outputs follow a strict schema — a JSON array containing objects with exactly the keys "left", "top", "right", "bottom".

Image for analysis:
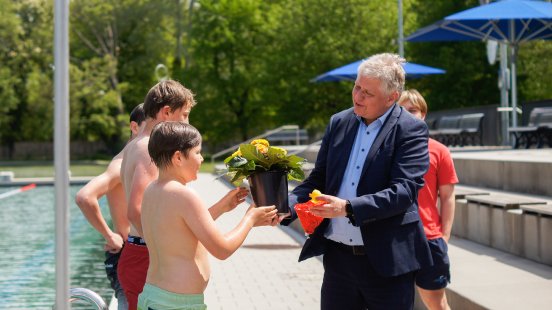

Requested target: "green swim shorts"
[{"left": 137, "top": 283, "right": 207, "bottom": 310}]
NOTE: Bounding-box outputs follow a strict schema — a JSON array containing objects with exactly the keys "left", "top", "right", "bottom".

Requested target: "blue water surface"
[{"left": 0, "top": 185, "right": 112, "bottom": 309}]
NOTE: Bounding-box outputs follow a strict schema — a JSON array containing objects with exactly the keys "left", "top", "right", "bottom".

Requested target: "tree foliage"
[{"left": 1, "top": 0, "right": 551, "bottom": 158}]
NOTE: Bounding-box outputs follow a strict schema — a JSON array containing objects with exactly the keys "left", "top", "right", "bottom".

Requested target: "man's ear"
[
  {"left": 389, "top": 91, "right": 400, "bottom": 104},
  {"left": 421, "top": 113, "right": 427, "bottom": 121}
]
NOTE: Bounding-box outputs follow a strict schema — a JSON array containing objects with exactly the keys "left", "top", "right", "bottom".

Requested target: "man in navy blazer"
[{"left": 283, "top": 53, "right": 432, "bottom": 309}]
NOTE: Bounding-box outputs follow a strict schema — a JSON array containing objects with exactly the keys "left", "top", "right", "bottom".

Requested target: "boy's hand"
[
  {"left": 104, "top": 232, "right": 124, "bottom": 253},
  {"left": 219, "top": 187, "right": 249, "bottom": 213},
  {"left": 246, "top": 205, "right": 277, "bottom": 227}
]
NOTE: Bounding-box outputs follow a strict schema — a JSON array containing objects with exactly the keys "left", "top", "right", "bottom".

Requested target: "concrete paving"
[
  {"left": 190, "top": 173, "right": 552, "bottom": 310},
  {"left": 447, "top": 237, "right": 552, "bottom": 310},
  {"left": 189, "top": 173, "right": 322, "bottom": 309}
]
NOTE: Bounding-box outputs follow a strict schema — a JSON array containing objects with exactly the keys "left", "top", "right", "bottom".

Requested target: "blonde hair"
[{"left": 398, "top": 89, "right": 428, "bottom": 115}]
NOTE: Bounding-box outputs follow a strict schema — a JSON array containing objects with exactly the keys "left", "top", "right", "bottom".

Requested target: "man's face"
[
  {"left": 352, "top": 76, "right": 397, "bottom": 124},
  {"left": 401, "top": 101, "right": 426, "bottom": 120}
]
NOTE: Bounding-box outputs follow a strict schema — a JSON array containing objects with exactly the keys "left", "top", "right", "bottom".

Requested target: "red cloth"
[
  {"left": 294, "top": 200, "right": 324, "bottom": 234},
  {"left": 418, "top": 138, "right": 458, "bottom": 240},
  {"left": 117, "top": 243, "right": 149, "bottom": 310}
]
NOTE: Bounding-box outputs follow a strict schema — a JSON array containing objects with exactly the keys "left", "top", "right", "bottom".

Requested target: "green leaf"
[
  {"left": 288, "top": 167, "right": 305, "bottom": 181},
  {"left": 227, "top": 156, "right": 249, "bottom": 168}
]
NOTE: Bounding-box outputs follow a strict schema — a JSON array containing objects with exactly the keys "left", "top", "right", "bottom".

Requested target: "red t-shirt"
[{"left": 418, "top": 138, "right": 458, "bottom": 240}]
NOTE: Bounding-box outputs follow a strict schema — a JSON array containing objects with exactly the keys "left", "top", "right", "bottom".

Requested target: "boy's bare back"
[
  {"left": 141, "top": 179, "right": 211, "bottom": 294},
  {"left": 121, "top": 133, "right": 158, "bottom": 237}
]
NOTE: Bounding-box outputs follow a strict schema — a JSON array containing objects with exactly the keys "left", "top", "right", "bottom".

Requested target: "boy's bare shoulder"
[{"left": 163, "top": 181, "right": 203, "bottom": 211}]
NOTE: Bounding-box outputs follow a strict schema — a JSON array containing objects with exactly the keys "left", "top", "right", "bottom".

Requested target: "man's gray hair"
[{"left": 357, "top": 53, "right": 406, "bottom": 95}]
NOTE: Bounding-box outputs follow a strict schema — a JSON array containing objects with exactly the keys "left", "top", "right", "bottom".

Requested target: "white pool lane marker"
[{"left": 0, "top": 183, "right": 37, "bottom": 200}]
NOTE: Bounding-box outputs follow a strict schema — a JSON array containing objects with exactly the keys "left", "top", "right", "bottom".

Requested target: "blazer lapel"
[
  {"left": 330, "top": 113, "right": 359, "bottom": 194},
  {"left": 361, "top": 104, "right": 400, "bottom": 177}
]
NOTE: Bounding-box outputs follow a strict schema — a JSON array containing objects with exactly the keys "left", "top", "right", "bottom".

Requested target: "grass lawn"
[{"left": 1, "top": 160, "right": 218, "bottom": 178}]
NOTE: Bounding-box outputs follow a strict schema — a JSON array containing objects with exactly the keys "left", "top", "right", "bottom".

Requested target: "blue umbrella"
[
  {"left": 311, "top": 60, "right": 445, "bottom": 82},
  {"left": 406, "top": 0, "right": 552, "bottom": 126}
]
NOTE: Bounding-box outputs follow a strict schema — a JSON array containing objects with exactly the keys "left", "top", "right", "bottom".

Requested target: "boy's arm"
[
  {"left": 75, "top": 162, "right": 124, "bottom": 252},
  {"left": 181, "top": 188, "right": 275, "bottom": 260},
  {"left": 127, "top": 153, "right": 158, "bottom": 237},
  {"left": 208, "top": 187, "right": 248, "bottom": 220},
  {"left": 439, "top": 183, "right": 455, "bottom": 242}
]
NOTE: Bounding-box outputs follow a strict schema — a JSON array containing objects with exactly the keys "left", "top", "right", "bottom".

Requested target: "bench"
[
  {"left": 265, "top": 129, "right": 308, "bottom": 145},
  {"left": 509, "top": 107, "right": 552, "bottom": 148},
  {"left": 429, "top": 113, "right": 484, "bottom": 146},
  {"left": 459, "top": 113, "right": 485, "bottom": 146}
]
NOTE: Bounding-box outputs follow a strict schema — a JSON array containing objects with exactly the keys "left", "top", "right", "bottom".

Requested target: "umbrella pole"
[
  {"left": 510, "top": 19, "right": 519, "bottom": 128},
  {"left": 500, "top": 43, "right": 510, "bottom": 145},
  {"left": 510, "top": 45, "right": 519, "bottom": 128},
  {"left": 398, "top": 0, "right": 404, "bottom": 57}
]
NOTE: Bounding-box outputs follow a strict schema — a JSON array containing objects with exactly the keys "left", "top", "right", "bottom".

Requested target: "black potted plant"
[{"left": 223, "top": 139, "right": 306, "bottom": 216}]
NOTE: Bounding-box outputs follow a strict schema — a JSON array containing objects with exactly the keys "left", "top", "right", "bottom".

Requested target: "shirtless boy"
[
  {"left": 118, "top": 80, "right": 248, "bottom": 310},
  {"left": 138, "top": 121, "right": 277, "bottom": 310},
  {"left": 75, "top": 103, "right": 145, "bottom": 310}
]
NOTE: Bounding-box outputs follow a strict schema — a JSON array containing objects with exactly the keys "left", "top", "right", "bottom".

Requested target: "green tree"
[
  {"left": 405, "top": 0, "right": 501, "bottom": 111},
  {"left": 267, "top": 0, "right": 398, "bottom": 133},
  {"left": 187, "top": 0, "right": 278, "bottom": 145},
  {"left": 518, "top": 41, "right": 552, "bottom": 102},
  {"left": 1, "top": 0, "right": 54, "bottom": 157},
  {"left": 70, "top": 0, "right": 176, "bottom": 151}
]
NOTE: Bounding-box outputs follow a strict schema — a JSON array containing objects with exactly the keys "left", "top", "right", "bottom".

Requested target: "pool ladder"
[{"left": 52, "top": 287, "right": 108, "bottom": 309}]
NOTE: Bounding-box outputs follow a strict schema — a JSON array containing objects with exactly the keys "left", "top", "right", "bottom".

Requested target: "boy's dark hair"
[
  {"left": 143, "top": 80, "right": 196, "bottom": 119},
  {"left": 129, "top": 103, "right": 146, "bottom": 126},
  {"left": 148, "top": 121, "right": 202, "bottom": 169}
]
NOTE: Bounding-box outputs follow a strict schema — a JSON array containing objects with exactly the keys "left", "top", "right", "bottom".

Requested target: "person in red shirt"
[{"left": 399, "top": 89, "right": 458, "bottom": 310}]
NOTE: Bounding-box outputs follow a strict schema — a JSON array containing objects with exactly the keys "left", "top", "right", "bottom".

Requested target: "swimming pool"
[{"left": 0, "top": 184, "right": 112, "bottom": 309}]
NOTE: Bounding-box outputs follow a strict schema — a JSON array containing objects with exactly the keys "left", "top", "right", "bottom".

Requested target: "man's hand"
[{"left": 309, "top": 194, "right": 348, "bottom": 218}]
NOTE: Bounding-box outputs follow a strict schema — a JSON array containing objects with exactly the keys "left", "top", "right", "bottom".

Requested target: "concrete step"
[{"left": 436, "top": 237, "right": 552, "bottom": 310}]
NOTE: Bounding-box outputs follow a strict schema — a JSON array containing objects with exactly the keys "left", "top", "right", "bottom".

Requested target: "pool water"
[{"left": 0, "top": 185, "right": 113, "bottom": 309}]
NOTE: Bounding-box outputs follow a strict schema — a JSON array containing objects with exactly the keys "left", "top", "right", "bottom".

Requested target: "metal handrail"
[
  {"left": 288, "top": 139, "right": 322, "bottom": 156},
  {"left": 58, "top": 288, "right": 108, "bottom": 310},
  {"left": 210, "top": 125, "right": 301, "bottom": 165}
]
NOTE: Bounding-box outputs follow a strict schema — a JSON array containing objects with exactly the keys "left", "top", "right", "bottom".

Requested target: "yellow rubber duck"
[{"left": 309, "top": 189, "right": 322, "bottom": 202}]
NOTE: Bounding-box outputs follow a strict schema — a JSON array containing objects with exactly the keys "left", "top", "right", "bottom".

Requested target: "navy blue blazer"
[{"left": 285, "top": 104, "right": 433, "bottom": 277}]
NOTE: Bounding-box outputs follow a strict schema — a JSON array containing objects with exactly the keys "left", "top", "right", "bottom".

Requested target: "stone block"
[
  {"left": 491, "top": 207, "right": 507, "bottom": 251},
  {"left": 0, "top": 171, "right": 14, "bottom": 182},
  {"left": 467, "top": 201, "right": 491, "bottom": 245},
  {"left": 505, "top": 209, "right": 523, "bottom": 256},
  {"left": 523, "top": 213, "right": 540, "bottom": 261},
  {"left": 540, "top": 215, "right": 552, "bottom": 266},
  {"left": 453, "top": 199, "right": 468, "bottom": 238}
]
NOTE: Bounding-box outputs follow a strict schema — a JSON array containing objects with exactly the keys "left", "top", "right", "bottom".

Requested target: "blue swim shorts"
[{"left": 415, "top": 237, "right": 451, "bottom": 290}]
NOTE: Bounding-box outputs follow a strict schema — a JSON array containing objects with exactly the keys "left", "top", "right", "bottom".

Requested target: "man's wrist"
[{"left": 345, "top": 200, "right": 355, "bottom": 221}]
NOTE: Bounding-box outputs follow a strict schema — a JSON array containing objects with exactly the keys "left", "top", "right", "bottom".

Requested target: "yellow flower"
[
  {"left": 256, "top": 144, "right": 269, "bottom": 154},
  {"left": 231, "top": 149, "right": 242, "bottom": 157},
  {"left": 251, "top": 139, "right": 269, "bottom": 147}
]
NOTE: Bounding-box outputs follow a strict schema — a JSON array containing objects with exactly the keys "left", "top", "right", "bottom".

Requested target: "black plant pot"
[{"left": 247, "top": 170, "right": 290, "bottom": 215}]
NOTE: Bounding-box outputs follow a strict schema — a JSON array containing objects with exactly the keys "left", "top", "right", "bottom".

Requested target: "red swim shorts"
[{"left": 117, "top": 242, "right": 149, "bottom": 310}]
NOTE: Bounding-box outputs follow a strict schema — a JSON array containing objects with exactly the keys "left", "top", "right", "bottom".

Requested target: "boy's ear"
[
  {"left": 161, "top": 105, "right": 171, "bottom": 118},
  {"left": 172, "top": 150, "right": 183, "bottom": 166},
  {"left": 130, "top": 121, "right": 139, "bottom": 136}
]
